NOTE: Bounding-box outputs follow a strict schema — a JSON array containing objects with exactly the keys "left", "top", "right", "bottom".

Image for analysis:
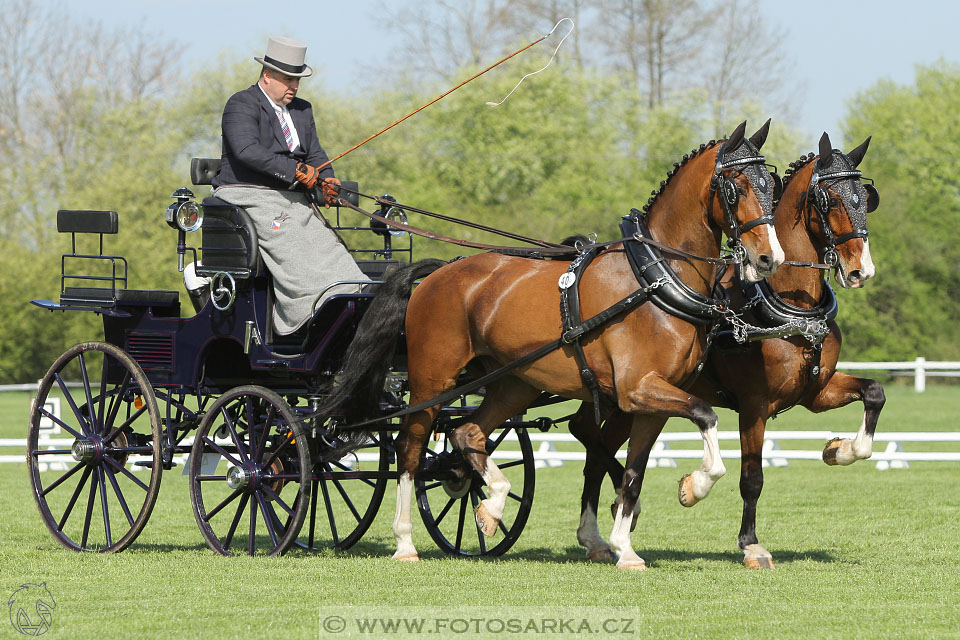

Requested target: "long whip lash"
[
  {"left": 315, "top": 19, "right": 574, "bottom": 172},
  {"left": 485, "top": 18, "right": 575, "bottom": 107}
]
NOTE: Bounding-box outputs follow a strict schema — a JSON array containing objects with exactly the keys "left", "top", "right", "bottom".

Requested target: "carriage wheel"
[
  {"left": 415, "top": 423, "right": 535, "bottom": 557},
  {"left": 189, "top": 386, "right": 310, "bottom": 556},
  {"left": 291, "top": 428, "right": 391, "bottom": 552},
  {"left": 27, "top": 342, "right": 163, "bottom": 553}
]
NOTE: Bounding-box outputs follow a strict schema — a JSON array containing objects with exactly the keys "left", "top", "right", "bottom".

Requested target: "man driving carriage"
[{"left": 209, "top": 36, "right": 368, "bottom": 335}]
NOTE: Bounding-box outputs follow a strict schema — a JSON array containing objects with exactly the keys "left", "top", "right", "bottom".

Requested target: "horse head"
[
  {"left": 711, "top": 120, "right": 785, "bottom": 282},
  {"left": 807, "top": 132, "right": 878, "bottom": 288}
]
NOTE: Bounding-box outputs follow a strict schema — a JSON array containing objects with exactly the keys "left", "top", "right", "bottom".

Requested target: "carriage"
[
  {"left": 27, "top": 124, "right": 882, "bottom": 568},
  {"left": 26, "top": 158, "right": 545, "bottom": 557}
]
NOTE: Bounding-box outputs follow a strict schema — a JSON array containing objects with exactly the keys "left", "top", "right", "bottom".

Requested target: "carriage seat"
[{"left": 56, "top": 209, "right": 179, "bottom": 310}]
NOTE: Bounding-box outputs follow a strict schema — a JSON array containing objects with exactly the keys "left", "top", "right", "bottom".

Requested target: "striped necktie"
[{"left": 277, "top": 109, "right": 294, "bottom": 151}]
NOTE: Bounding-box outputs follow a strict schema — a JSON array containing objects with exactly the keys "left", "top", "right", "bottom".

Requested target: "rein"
[{"left": 335, "top": 188, "right": 739, "bottom": 267}]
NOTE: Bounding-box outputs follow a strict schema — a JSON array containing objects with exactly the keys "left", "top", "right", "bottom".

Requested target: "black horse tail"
[{"left": 320, "top": 258, "right": 447, "bottom": 435}]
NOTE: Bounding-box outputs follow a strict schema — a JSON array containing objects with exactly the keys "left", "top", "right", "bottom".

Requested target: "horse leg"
[
  {"left": 391, "top": 407, "right": 440, "bottom": 561},
  {"left": 737, "top": 408, "right": 775, "bottom": 569},
  {"left": 448, "top": 379, "right": 541, "bottom": 537},
  {"left": 569, "top": 404, "right": 629, "bottom": 561},
  {"left": 607, "top": 414, "right": 666, "bottom": 571},
  {"left": 570, "top": 404, "right": 634, "bottom": 561},
  {"left": 620, "top": 373, "right": 726, "bottom": 507},
  {"left": 808, "top": 372, "right": 886, "bottom": 465}
]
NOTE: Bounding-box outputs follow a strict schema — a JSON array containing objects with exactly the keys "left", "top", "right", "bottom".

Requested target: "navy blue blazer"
[{"left": 213, "top": 83, "right": 334, "bottom": 190}]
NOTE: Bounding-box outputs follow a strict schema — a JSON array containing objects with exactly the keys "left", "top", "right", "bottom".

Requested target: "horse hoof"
[
  {"left": 678, "top": 474, "right": 700, "bottom": 507},
  {"left": 616, "top": 560, "right": 647, "bottom": 571},
  {"left": 587, "top": 548, "right": 615, "bottom": 562},
  {"left": 743, "top": 544, "right": 774, "bottom": 570},
  {"left": 393, "top": 553, "right": 420, "bottom": 562},
  {"left": 822, "top": 438, "right": 856, "bottom": 466},
  {"left": 475, "top": 503, "right": 499, "bottom": 537}
]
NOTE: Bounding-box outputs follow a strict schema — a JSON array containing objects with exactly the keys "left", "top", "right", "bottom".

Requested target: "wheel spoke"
[
  {"left": 78, "top": 352, "right": 98, "bottom": 434},
  {"left": 256, "top": 493, "right": 280, "bottom": 549},
  {"left": 57, "top": 465, "right": 93, "bottom": 531},
  {"left": 40, "top": 462, "right": 85, "bottom": 497},
  {"left": 97, "top": 356, "right": 109, "bottom": 435},
  {"left": 327, "top": 457, "right": 377, "bottom": 488},
  {"left": 81, "top": 466, "right": 99, "bottom": 549},
  {"left": 248, "top": 497, "right": 256, "bottom": 555},
  {"left": 498, "top": 459, "right": 525, "bottom": 470},
  {"left": 97, "top": 466, "right": 113, "bottom": 548},
  {"left": 204, "top": 489, "right": 242, "bottom": 522},
  {"left": 103, "top": 403, "right": 147, "bottom": 446},
  {"left": 262, "top": 432, "right": 296, "bottom": 470},
  {"left": 319, "top": 475, "right": 340, "bottom": 546},
  {"left": 223, "top": 494, "right": 250, "bottom": 551},
  {"left": 470, "top": 491, "right": 487, "bottom": 554},
  {"left": 200, "top": 437, "right": 243, "bottom": 468},
  {"left": 33, "top": 449, "right": 73, "bottom": 455},
  {"left": 38, "top": 407, "right": 84, "bottom": 440},
  {"left": 104, "top": 466, "right": 135, "bottom": 528},
  {"left": 488, "top": 427, "right": 510, "bottom": 452},
  {"left": 57, "top": 373, "right": 91, "bottom": 436},
  {"left": 103, "top": 456, "right": 149, "bottom": 492},
  {"left": 434, "top": 496, "right": 457, "bottom": 526},
  {"left": 308, "top": 479, "right": 319, "bottom": 549},
  {"left": 422, "top": 481, "right": 442, "bottom": 491},
  {"left": 260, "top": 485, "right": 294, "bottom": 517},
  {"left": 223, "top": 405, "right": 250, "bottom": 464},
  {"left": 329, "top": 473, "right": 363, "bottom": 522},
  {"left": 455, "top": 496, "right": 467, "bottom": 551}
]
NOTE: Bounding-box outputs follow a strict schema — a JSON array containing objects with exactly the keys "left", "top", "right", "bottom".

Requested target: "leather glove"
[
  {"left": 295, "top": 162, "right": 320, "bottom": 189},
  {"left": 320, "top": 177, "right": 342, "bottom": 207}
]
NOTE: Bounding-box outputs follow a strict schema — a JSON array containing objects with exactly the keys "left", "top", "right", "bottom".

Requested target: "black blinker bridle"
[
  {"left": 710, "top": 153, "right": 776, "bottom": 263},
  {"left": 808, "top": 162, "right": 877, "bottom": 267}
]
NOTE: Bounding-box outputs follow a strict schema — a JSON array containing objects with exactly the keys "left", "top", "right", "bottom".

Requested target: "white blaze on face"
[
  {"left": 860, "top": 239, "right": 876, "bottom": 280},
  {"left": 742, "top": 224, "right": 785, "bottom": 282}
]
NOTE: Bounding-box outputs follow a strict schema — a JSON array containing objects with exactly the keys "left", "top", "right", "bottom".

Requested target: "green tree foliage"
[
  {"left": 0, "top": 6, "right": 953, "bottom": 382},
  {"left": 836, "top": 60, "right": 960, "bottom": 360}
]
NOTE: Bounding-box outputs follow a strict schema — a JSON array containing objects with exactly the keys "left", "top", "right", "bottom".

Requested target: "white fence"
[
  {"left": 5, "top": 430, "right": 959, "bottom": 471},
  {"left": 1, "top": 360, "right": 958, "bottom": 395}
]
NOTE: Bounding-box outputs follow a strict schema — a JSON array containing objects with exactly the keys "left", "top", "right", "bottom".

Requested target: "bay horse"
[
  {"left": 327, "top": 121, "right": 785, "bottom": 569},
  {"left": 569, "top": 132, "right": 884, "bottom": 569}
]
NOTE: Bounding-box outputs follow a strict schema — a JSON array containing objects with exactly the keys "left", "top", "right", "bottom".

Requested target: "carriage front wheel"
[
  {"left": 27, "top": 341, "right": 163, "bottom": 552},
  {"left": 415, "top": 422, "right": 535, "bottom": 557},
  {"left": 189, "top": 385, "right": 310, "bottom": 556}
]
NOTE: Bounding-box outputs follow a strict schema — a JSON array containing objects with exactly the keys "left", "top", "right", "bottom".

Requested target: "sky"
[{"left": 29, "top": 0, "right": 960, "bottom": 142}]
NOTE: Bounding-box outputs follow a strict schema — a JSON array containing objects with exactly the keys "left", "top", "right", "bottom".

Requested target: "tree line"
[{"left": 0, "top": 0, "right": 957, "bottom": 383}]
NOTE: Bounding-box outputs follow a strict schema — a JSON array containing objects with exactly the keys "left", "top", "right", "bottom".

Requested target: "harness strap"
[{"left": 560, "top": 248, "right": 605, "bottom": 424}]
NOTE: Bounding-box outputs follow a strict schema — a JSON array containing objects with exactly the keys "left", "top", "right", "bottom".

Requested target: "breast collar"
[
  {"left": 739, "top": 274, "right": 838, "bottom": 330},
  {"left": 619, "top": 215, "right": 727, "bottom": 325}
]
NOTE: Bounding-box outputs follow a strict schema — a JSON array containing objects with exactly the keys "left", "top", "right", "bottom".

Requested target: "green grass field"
[{"left": 1, "top": 385, "right": 958, "bottom": 639}]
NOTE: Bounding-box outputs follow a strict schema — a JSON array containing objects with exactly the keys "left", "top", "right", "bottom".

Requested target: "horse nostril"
[
  {"left": 849, "top": 270, "right": 862, "bottom": 282},
  {"left": 757, "top": 254, "right": 772, "bottom": 269}
]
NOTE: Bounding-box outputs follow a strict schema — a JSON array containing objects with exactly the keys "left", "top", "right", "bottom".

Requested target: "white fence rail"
[
  {"left": 5, "top": 431, "right": 959, "bottom": 471},
  {"left": 1, "top": 359, "right": 958, "bottom": 394}
]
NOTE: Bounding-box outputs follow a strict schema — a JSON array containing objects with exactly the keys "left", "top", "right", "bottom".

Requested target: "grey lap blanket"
[{"left": 214, "top": 186, "right": 369, "bottom": 335}]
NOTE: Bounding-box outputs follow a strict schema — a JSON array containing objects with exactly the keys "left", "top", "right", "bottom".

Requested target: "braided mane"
[
  {"left": 775, "top": 152, "right": 816, "bottom": 209},
  {"left": 641, "top": 140, "right": 720, "bottom": 215}
]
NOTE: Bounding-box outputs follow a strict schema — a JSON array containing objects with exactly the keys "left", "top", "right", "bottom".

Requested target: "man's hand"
[
  {"left": 295, "top": 162, "right": 320, "bottom": 188},
  {"left": 320, "top": 177, "right": 342, "bottom": 208}
]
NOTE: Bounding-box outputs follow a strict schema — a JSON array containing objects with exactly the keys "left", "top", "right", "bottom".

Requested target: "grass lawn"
[{"left": 1, "top": 384, "right": 958, "bottom": 639}]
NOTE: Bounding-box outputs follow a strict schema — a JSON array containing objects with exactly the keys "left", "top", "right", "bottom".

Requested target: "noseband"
[
  {"left": 808, "top": 162, "right": 874, "bottom": 267},
  {"left": 710, "top": 153, "right": 775, "bottom": 262}
]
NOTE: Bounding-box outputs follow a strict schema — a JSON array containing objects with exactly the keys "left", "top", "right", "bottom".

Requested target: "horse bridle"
[
  {"left": 710, "top": 153, "right": 778, "bottom": 263},
  {"left": 808, "top": 160, "right": 878, "bottom": 267}
]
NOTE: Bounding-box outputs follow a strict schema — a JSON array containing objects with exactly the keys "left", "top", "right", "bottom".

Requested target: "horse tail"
[{"left": 321, "top": 258, "right": 447, "bottom": 432}]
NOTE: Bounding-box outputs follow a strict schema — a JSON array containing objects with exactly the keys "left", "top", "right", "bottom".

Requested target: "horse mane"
[
  {"left": 775, "top": 152, "right": 816, "bottom": 209},
  {"left": 641, "top": 140, "right": 720, "bottom": 216}
]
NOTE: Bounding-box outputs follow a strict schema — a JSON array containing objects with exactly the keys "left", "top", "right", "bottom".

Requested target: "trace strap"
[{"left": 329, "top": 284, "right": 660, "bottom": 432}]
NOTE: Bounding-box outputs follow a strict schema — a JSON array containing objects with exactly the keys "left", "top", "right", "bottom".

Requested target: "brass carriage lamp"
[{"left": 165, "top": 187, "right": 204, "bottom": 271}]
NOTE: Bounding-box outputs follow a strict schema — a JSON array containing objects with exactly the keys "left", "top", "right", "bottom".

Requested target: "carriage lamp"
[
  {"left": 165, "top": 188, "right": 203, "bottom": 233},
  {"left": 371, "top": 194, "right": 409, "bottom": 238}
]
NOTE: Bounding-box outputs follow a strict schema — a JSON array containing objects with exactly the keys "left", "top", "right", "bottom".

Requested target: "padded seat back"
[
  {"left": 191, "top": 158, "right": 221, "bottom": 186},
  {"left": 196, "top": 197, "right": 263, "bottom": 278}
]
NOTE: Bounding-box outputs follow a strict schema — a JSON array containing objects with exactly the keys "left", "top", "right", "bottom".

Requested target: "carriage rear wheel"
[
  {"left": 27, "top": 342, "right": 163, "bottom": 552},
  {"left": 189, "top": 386, "right": 310, "bottom": 556},
  {"left": 292, "top": 427, "right": 391, "bottom": 552},
  {"left": 415, "top": 422, "right": 535, "bottom": 557}
]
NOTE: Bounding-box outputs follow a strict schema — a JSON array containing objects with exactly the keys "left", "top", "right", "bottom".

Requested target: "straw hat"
[{"left": 254, "top": 36, "right": 313, "bottom": 78}]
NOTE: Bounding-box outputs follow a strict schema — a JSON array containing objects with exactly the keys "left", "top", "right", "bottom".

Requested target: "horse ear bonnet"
[{"left": 748, "top": 118, "right": 771, "bottom": 150}]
